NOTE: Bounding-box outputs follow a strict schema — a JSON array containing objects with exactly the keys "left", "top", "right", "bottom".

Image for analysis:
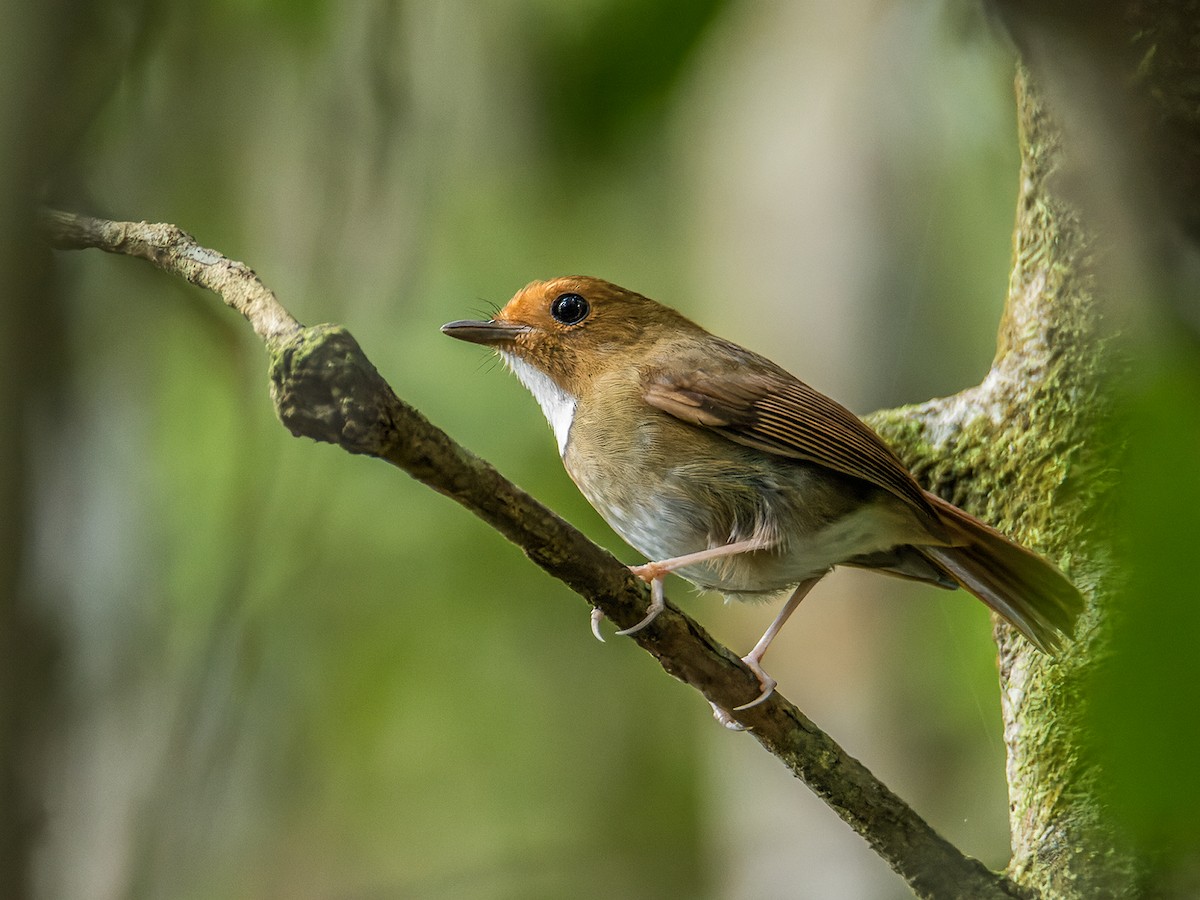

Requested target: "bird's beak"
[{"left": 441, "top": 319, "right": 530, "bottom": 346}]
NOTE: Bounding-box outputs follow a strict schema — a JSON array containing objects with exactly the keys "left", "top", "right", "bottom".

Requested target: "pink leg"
[
  {"left": 602, "top": 536, "right": 775, "bottom": 639},
  {"left": 710, "top": 577, "right": 822, "bottom": 729},
  {"left": 731, "top": 576, "right": 820, "bottom": 711}
]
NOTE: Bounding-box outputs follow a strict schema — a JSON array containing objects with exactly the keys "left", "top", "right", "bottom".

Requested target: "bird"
[{"left": 442, "top": 276, "right": 1082, "bottom": 724}]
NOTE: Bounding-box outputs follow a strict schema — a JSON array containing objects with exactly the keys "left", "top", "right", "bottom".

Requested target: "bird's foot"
[
  {"left": 732, "top": 653, "right": 777, "bottom": 711},
  {"left": 708, "top": 654, "right": 777, "bottom": 729},
  {"left": 605, "top": 538, "right": 774, "bottom": 641},
  {"left": 710, "top": 701, "right": 747, "bottom": 731},
  {"left": 614, "top": 573, "right": 665, "bottom": 636},
  {"left": 589, "top": 571, "right": 666, "bottom": 641}
]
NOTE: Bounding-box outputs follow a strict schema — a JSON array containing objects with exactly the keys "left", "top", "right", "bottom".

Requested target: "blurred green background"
[{"left": 8, "top": 1, "right": 1107, "bottom": 898}]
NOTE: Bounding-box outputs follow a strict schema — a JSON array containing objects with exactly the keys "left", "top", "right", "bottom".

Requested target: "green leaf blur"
[
  {"left": 1089, "top": 336, "right": 1200, "bottom": 871},
  {"left": 15, "top": 1, "right": 1037, "bottom": 897}
]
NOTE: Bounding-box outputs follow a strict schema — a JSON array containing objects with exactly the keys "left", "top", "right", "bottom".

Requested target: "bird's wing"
[{"left": 642, "top": 344, "right": 942, "bottom": 530}]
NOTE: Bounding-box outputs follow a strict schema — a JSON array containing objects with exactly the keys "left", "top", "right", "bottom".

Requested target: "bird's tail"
[{"left": 919, "top": 492, "right": 1083, "bottom": 654}]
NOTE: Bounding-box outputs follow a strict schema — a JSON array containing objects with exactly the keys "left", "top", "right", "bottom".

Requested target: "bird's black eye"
[{"left": 550, "top": 292, "right": 590, "bottom": 325}]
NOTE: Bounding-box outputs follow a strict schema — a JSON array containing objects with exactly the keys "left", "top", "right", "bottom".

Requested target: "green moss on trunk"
[{"left": 867, "top": 66, "right": 1134, "bottom": 898}]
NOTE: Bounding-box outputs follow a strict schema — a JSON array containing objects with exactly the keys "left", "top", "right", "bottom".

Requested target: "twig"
[
  {"left": 37, "top": 210, "right": 300, "bottom": 345},
  {"left": 38, "top": 208, "right": 1029, "bottom": 900}
]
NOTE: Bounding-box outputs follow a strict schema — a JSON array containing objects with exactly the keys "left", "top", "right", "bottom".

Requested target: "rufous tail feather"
[{"left": 919, "top": 492, "right": 1083, "bottom": 653}]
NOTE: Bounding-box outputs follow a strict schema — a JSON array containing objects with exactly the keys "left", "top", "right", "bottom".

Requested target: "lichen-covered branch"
[
  {"left": 37, "top": 210, "right": 301, "bottom": 345},
  {"left": 38, "top": 209, "right": 1025, "bottom": 900}
]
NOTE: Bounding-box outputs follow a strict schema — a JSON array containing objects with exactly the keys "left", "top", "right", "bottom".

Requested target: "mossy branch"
[{"left": 37, "top": 208, "right": 1027, "bottom": 900}]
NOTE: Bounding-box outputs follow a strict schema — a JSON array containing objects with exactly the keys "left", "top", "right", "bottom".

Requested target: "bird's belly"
[
  {"left": 574, "top": 462, "right": 916, "bottom": 599},
  {"left": 621, "top": 502, "right": 909, "bottom": 595}
]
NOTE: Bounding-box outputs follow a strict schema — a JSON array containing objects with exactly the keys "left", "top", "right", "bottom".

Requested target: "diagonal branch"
[{"left": 37, "top": 208, "right": 1029, "bottom": 900}]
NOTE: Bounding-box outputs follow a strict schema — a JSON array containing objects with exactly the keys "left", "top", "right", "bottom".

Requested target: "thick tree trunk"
[
  {"left": 870, "top": 63, "right": 1128, "bottom": 896},
  {"left": 871, "top": 0, "right": 1200, "bottom": 877},
  {"left": 903, "top": 1, "right": 1200, "bottom": 889}
]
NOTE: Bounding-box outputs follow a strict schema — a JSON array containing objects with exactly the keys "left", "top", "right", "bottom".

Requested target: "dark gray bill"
[{"left": 441, "top": 319, "right": 529, "bottom": 346}]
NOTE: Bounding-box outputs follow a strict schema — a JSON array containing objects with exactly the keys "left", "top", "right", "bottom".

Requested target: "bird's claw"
[
  {"left": 590, "top": 607, "right": 606, "bottom": 643},
  {"left": 710, "top": 702, "right": 748, "bottom": 731},
  {"left": 613, "top": 607, "right": 660, "bottom": 636},
  {"left": 709, "top": 656, "right": 777, "bottom": 728},
  {"left": 732, "top": 654, "right": 777, "bottom": 711},
  {"left": 589, "top": 571, "right": 666, "bottom": 640},
  {"left": 614, "top": 572, "right": 666, "bottom": 636}
]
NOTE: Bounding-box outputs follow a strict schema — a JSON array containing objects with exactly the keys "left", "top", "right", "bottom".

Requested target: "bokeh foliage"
[
  {"left": 12, "top": 1, "right": 1157, "bottom": 898},
  {"left": 1088, "top": 328, "right": 1200, "bottom": 889}
]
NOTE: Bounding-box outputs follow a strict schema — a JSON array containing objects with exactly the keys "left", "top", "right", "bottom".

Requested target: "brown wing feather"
[
  {"left": 640, "top": 341, "right": 1083, "bottom": 652},
  {"left": 642, "top": 354, "right": 943, "bottom": 535}
]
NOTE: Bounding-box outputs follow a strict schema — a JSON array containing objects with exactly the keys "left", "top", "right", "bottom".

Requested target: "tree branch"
[{"left": 38, "top": 209, "right": 1027, "bottom": 900}]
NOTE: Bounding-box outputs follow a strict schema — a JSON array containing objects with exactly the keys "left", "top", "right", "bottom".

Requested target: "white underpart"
[{"left": 500, "top": 352, "right": 578, "bottom": 456}]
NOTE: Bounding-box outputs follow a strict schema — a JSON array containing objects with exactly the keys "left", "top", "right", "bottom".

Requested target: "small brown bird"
[{"left": 443, "top": 277, "right": 1082, "bottom": 723}]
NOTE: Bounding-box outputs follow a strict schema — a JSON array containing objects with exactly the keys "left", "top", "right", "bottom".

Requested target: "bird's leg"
[
  {"left": 730, "top": 576, "right": 820, "bottom": 711},
  {"left": 627, "top": 536, "right": 775, "bottom": 588},
  {"left": 590, "top": 536, "right": 775, "bottom": 641},
  {"left": 709, "top": 577, "right": 821, "bottom": 729},
  {"left": 619, "top": 536, "right": 775, "bottom": 636}
]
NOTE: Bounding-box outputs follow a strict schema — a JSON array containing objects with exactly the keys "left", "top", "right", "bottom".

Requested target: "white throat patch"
[{"left": 500, "top": 352, "right": 578, "bottom": 456}]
